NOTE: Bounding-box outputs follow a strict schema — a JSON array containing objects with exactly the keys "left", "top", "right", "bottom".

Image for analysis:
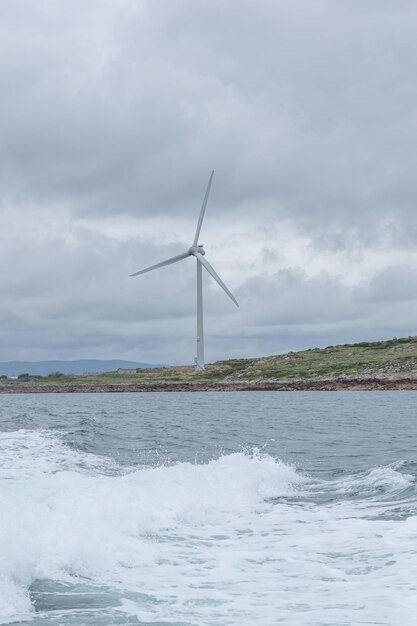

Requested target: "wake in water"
[{"left": 1, "top": 429, "right": 417, "bottom": 625}]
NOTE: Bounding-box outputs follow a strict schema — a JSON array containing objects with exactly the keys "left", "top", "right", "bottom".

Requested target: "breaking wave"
[{"left": 1, "top": 429, "right": 416, "bottom": 625}]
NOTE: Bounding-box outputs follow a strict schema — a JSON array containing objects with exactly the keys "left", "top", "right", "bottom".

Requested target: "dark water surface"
[{"left": 1, "top": 391, "right": 416, "bottom": 625}]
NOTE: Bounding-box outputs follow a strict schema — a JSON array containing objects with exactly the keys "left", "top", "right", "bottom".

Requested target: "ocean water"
[{"left": 0, "top": 391, "right": 416, "bottom": 626}]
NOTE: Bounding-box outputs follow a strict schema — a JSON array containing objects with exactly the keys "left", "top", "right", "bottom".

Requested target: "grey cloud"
[
  {"left": 1, "top": 1, "right": 417, "bottom": 362},
  {"left": 1, "top": 218, "right": 415, "bottom": 362},
  {"left": 224, "top": 266, "right": 417, "bottom": 356},
  {"left": 354, "top": 265, "right": 417, "bottom": 304},
  {"left": 1, "top": 0, "right": 417, "bottom": 244},
  {"left": 0, "top": 219, "right": 240, "bottom": 362},
  {"left": 237, "top": 269, "right": 358, "bottom": 325}
]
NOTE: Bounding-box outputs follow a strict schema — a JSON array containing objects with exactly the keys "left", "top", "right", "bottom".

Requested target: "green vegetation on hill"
[
  {"left": 3, "top": 336, "right": 417, "bottom": 388},
  {"left": 227, "top": 336, "right": 417, "bottom": 381}
]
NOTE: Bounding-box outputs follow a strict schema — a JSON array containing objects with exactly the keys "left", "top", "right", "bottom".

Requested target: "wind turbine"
[{"left": 130, "top": 171, "right": 238, "bottom": 371}]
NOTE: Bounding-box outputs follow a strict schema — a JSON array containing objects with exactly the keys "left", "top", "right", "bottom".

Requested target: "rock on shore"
[{"left": 1, "top": 376, "right": 417, "bottom": 393}]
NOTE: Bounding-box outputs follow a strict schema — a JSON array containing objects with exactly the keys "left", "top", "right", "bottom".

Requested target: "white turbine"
[{"left": 130, "top": 171, "right": 239, "bottom": 371}]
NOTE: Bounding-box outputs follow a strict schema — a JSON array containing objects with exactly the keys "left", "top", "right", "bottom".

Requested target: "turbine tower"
[{"left": 130, "top": 171, "right": 239, "bottom": 370}]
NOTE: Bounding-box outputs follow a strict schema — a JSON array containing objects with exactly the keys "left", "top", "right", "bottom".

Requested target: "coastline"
[{"left": 2, "top": 376, "right": 417, "bottom": 393}]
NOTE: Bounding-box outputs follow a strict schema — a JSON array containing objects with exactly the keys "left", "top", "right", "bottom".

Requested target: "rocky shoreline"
[{"left": 1, "top": 376, "right": 417, "bottom": 393}]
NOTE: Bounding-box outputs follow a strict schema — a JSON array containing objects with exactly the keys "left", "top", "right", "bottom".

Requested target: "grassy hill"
[
  {"left": 221, "top": 336, "right": 417, "bottom": 381},
  {"left": 6, "top": 335, "right": 417, "bottom": 389},
  {"left": 130, "top": 335, "right": 417, "bottom": 382}
]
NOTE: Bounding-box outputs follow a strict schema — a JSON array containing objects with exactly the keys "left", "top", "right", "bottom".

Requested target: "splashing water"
[{"left": 1, "top": 392, "right": 417, "bottom": 625}]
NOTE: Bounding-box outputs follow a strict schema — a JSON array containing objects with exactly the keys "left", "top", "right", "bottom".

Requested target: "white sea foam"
[
  {"left": 326, "top": 465, "right": 415, "bottom": 499},
  {"left": 1, "top": 430, "right": 417, "bottom": 625},
  {"left": 0, "top": 429, "right": 119, "bottom": 479}
]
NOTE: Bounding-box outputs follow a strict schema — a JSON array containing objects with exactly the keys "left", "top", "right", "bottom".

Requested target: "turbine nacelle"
[{"left": 189, "top": 245, "right": 205, "bottom": 257}]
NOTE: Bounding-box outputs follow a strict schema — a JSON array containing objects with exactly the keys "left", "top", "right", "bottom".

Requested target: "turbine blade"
[
  {"left": 195, "top": 252, "right": 239, "bottom": 307},
  {"left": 130, "top": 251, "right": 190, "bottom": 277},
  {"left": 193, "top": 170, "right": 214, "bottom": 246}
]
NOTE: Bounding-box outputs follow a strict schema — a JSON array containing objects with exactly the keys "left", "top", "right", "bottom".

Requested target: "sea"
[{"left": 0, "top": 391, "right": 416, "bottom": 626}]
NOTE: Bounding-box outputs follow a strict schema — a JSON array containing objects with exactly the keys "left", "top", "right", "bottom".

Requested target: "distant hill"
[{"left": 0, "top": 360, "right": 165, "bottom": 377}]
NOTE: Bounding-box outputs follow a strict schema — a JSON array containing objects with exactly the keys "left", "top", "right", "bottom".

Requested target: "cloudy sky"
[{"left": 1, "top": 0, "right": 417, "bottom": 365}]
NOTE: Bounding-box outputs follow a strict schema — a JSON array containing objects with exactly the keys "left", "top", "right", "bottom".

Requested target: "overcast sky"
[{"left": 1, "top": 0, "right": 417, "bottom": 365}]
